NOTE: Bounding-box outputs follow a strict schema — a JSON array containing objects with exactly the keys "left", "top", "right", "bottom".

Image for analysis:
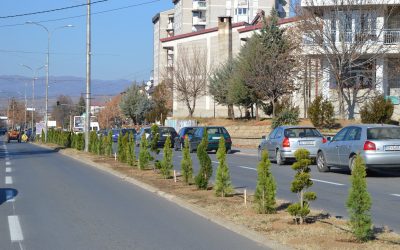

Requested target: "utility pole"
[
  {"left": 24, "top": 81, "right": 27, "bottom": 130},
  {"left": 84, "top": 0, "right": 92, "bottom": 152}
]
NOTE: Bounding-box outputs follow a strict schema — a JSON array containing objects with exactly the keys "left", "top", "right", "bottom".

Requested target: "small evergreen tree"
[
  {"left": 96, "top": 134, "right": 103, "bottom": 155},
  {"left": 308, "top": 95, "right": 335, "bottom": 129},
  {"left": 106, "top": 130, "right": 113, "bottom": 156},
  {"left": 150, "top": 124, "right": 160, "bottom": 158},
  {"left": 195, "top": 130, "right": 212, "bottom": 189},
  {"left": 126, "top": 132, "right": 135, "bottom": 166},
  {"left": 121, "top": 133, "right": 129, "bottom": 163},
  {"left": 287, "top": 149, "right": 317, "bottom": 224},
  {"left": 180, "top": 137, "right": 193, "bottom": 184},
  {"left": 214, "top": 137, "right": 233, "bottom": 197},
  {"left": 271, "top": 108, "right": 300, "bottom": 129},
  {"left": 117, "top": 132, "right": 124, "bottom": 161},
  {"left": 254, "top": 150, "right": 276, "bottom": 213},
  {"left": 360, "top": 95, "right": 394, "bottom": 124},
  {"left": 346, "top": 154, "right": 373, "bottom": 242},
  {"left": 138, "top": 134, "right": 152, "bottom": 170},
  {"left": 160, "top": 136, "right": 173, "bottom": 178}
]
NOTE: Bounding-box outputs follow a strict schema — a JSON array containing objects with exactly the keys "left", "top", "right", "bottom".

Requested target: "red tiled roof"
[
  {"left": 238, "top": 17, "right": 299, "bottom": 33},
  {"left": 160, "top": 22, "right": 248, "bottom": 42}
]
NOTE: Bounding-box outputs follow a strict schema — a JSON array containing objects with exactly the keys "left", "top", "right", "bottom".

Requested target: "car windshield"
[
  {"left": 284, "top": 128, "right": 322, "bottom": 138},
  {"left": 367, "top": 127, "right": 400, "bottom": 140},
  {"left": 160, "top": 127, "right": 174, "bottom": 134}
]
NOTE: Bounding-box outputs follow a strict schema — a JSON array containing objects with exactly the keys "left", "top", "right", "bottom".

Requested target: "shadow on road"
[
  {"left": 5, "top": 148, "right": 59, "bottom": 157},
  {"left": 0, "top": 188, "right": 18, "bottom": 205},
  {"left": 329, "top": 167, "right": 400, "bottom": 178}
]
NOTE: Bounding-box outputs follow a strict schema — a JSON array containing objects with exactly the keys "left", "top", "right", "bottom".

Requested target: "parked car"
[
  {"left": 136, "top": 126, "right": 178, "bottom": 148},
  {"left": 6, "top": 128, "right": 21, "bottom": 143},
  {"left": 174, "top": 127, "right": 198, "bottom": 151},
  {"left": 189, "top": 126, "right": 232, "bottom": 153},
  {"left": 111, "top": 128, "right": 137, "bottom": 142},
  {"left": 316, "top": 124, "right": 400, "bottom": 172},
  {"left": 0, "top": 127, "right": 7, "bottom": 135},
  {"left": 258, "top": 126, "right": 326, "bottom": 165}
]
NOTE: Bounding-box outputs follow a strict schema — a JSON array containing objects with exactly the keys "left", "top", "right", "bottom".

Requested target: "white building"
[{"left": 301, "top": 0, "right": 400, "bottom": 118}]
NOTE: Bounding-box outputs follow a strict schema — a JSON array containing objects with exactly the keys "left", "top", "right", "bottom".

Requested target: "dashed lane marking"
[
  {"left": 390, "top": 194, "right": 400, "bottom": 198},
  {"left": 311, "top": 178, "right": 345, "bottom": 186},
  {"left": 212, "top": 161, "right": 219, "bottom": 164},
  {"left": 237, "top": 166, "right": 257, "bottom": 171},
  {"left": 6, "top": 167, "right": 11, "bottom": 173},
  {"left": 5, "top": 176, "right": 13, "bottom": 185},
  {"left": 8, "top": 216, "right": 24, "bottom": 242},
  {"left": 6, "top": 161, "right": 11, "bottom": 166}
]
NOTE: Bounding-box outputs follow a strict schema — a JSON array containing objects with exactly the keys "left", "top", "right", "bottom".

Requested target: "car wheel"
[
  {"left": 349, "top": 155, "right": 356, "bottom": 173},
  {"left": 276, "top": 149, "right": 285, "bottom": 165},
  {"left": 317, "top": 152, "right": 330, "bottom": 172}
]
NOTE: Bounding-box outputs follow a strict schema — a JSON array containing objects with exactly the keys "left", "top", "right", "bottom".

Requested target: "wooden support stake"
[
  {"left": 244, "top": 189, "right": 247, "bottom": 206},
  {"left": 114, "top": 152, "right": 117, "bottom": 161},
  {"left": 173, "top": 170, "right": 177, "bottom": 182}
]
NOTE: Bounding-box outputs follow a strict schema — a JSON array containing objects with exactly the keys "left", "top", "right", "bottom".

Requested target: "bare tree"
[
  {"left": 299, "top": 0, "right": 393, "bottom": 119},
  {"left": 165, "top": 46, "right": 211, "bottom": 118}
]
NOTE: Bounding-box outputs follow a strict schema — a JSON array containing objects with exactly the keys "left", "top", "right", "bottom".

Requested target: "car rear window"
[
  {"left": 284, "top": 128, "right": 322, "bottom": 138},
  {"left": 367, "top": 127, "right": 400, "bottom": 140},
  {"left": 160, "top": 128, "right": 175, "bottom": 134}
]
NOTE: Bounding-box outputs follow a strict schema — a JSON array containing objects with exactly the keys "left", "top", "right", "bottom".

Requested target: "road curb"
[{"left": 33, "top": 142, "right": 291, "bottom": 250}]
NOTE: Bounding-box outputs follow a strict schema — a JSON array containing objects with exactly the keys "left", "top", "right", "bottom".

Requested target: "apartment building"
[
  {"left": 153, "top": 0, "right": 293, "bottom": 87},
  {"left": 301, "top": 0, "right": 400, "bottom": 118}
]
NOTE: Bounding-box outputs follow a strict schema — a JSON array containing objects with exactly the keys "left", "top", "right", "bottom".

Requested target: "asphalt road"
[
  {"left": 153, "top": 146, "right": 400, "bottom": 232},
  {"left": 0, "top": 139, "right": 269, "bottom": 250}
]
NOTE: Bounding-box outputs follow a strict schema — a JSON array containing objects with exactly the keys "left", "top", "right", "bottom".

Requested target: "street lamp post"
[
  {"left": 26, "top": 22, "right": 73, "bottom": 142},
  {"left": 21, "top": 64, "right": 44, "bottom": 134}
]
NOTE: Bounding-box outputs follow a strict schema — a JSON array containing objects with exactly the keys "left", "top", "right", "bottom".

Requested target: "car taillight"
[
  {"left": 282, "top": 137, "right": 290, "bottom": 148},
  {"left": 322, "top": 137, "right": 327, "bottom": 143},
  {"left": 184, "top": 134, "right": 188, "bottom": 140},
  {"left": 226, "top": 137, "right": 232, "bottom": 143},
  {"left": 363, "top": 141, "right": 376, "bottom": 151}
]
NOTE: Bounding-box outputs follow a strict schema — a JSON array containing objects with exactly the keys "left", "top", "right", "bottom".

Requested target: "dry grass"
[{"left": 57, "top": 147, "right": 400, "bottom": 250}]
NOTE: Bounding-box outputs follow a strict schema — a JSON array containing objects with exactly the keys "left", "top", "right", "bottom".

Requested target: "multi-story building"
[
  {"left": 301, "top": 0, "right": 400, "bottom": 118},
  {"left": 153, "top": 1, "right": 293, "bottom": 87}
]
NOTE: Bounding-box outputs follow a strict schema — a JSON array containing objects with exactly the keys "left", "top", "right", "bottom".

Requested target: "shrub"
[
  {"left": 254, "top": 150, "right": 276, "bottom": 214},
  {"left": 96, "top": 134, "right": 103, "bottom": 155},
  {"left": 195, "top": 130, "right": 212, "bottom": 189},
  {"left": 287, "top": 149, "right": 316, "bottom": 224},
  {"left": 41, "top": 130, "right": 45, "bottom": 143},
  {"left": 126, "top": 132, "right": 135, "bottom": 166},
  {"left": 76, "top": 133, "right": 84, "bottom": 151},
  {"left": 138, "top": 134, "right": 152, "bottom": 170},
  {"left": 271, "top": 108, "right": 300, "bottom": 129},
  {"left": 308, "top": 95, "right": 335, "bottom": 129},
  {"left": 360, "top": 95, "right": 394, "bottom": 124},
  {"left": 150, "top": 124, "right": 160, "bottom": 158},
  {"left": 160, "top": 136, "right": 173, "bottom": 178},
  {"left": 346, "top": 154, "right": 373, "bottom": 242},
  {"left": 105, "top": 131, "right": 113, "bottom": 156},
  {"left": 214, "top": 137, "right": 233, "bottom": 197},
  {"left": 117, "top": 132, "right": 124, "bottom": 162},
  {"left": 180, "top": 137, "right": 193, "bottom": 184}
]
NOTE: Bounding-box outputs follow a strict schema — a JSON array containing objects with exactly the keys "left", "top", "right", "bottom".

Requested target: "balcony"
[
  {"left": 167, "top": 22, "right": 173, "bottom": 31},
  {"left": 193, "top": 1, "right": 207, "bottom": 11},
  {"left": 193, "top": 16, "right": 206, "bottom": 26},
  {"left": 384, "top": 29, "right": 400, "bottom": 44}
]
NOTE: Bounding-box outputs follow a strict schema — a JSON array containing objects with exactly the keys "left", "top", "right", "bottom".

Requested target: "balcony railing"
[
  {"left": 193, "top": 16, "right": 206, "bottom": 26},
  {"left": 193, "top": 1, "right": 206, "bottom": 10},
  {"left": 384, "top": 29, "right": 400, "bottom": 44}
]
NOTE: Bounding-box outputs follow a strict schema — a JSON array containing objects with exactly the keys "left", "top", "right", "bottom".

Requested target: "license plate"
[
  {"left": 162, "top": 134, "right": 169, "bottom": 137},
  {"left": 299, "top": 141, "right": 314, "bottom": 146},
  {"left": 212, "top": 137, "right": 221, "bottom": 140},
  {"left": 384, "top": 145, "right": 400, "bottom": 151}
]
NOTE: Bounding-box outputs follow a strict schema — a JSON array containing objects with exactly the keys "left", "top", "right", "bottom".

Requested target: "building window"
[{"left": 235, "top": 8, "right": 248, "bottom": 15}]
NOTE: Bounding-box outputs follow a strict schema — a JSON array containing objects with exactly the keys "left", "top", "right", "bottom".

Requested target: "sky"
[{"left": 0, "top": 0, "right": 173, "bottom": 81}]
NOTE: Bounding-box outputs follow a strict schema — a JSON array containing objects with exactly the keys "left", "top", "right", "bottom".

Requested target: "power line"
[
  {"left": 0, "top": 49, "right": 120, "bottom": 56},
  {"left": 0, "top": 0, "right": 109, "bottom": 19},
  {"left": 0, "top": 0, "right": 160, "bottom": 28}
]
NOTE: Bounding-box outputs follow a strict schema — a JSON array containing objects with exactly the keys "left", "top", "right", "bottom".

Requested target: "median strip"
[
  {"left": 8, "top": 215, "right": 23, "bottom": 242},
  {"left": 310, "top": 178, "right": 345, "bottom": 186}
]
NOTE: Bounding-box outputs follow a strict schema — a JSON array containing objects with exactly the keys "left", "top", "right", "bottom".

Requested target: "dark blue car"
[
  {"left": 174, "top": 127, "right": 198, "bottom": 151},
  {"left": 112, "top": 128, "right": 136, "bottom": 142}
]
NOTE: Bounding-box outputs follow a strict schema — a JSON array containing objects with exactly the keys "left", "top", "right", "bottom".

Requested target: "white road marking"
[
  {"left": 6, "top": 190, "right": 15, "bottom": 202},
  {"left": 237, "top": 166, "right": 257, "bottom": 171},
  {"left": 212, "top": 161, "right": 219, "bottom": 164},
  {"left": 6, "top": 167, "right": 11, "bottom": 173},
  {"left": 311, "top": 178, "right": 344, "bottom": 186},
  {"left": 390, "top": 194, "right": 400, "bottom": 198},
  {"left": 5, "top": 176, "right": 13, "bottom": 185},
  {"left": 8, "top": 216, "right": 24, "bottom": 242},
  {"left": 6, "top": 161, "right": 11, "bottom": 166}
]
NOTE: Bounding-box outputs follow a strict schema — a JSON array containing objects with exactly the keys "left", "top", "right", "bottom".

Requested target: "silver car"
[
  {"left": 258, "top": 126, "right": 326, "bottom": 165},
  {"left": 316, "top": 124, "right": 400, "bottom": 172}
]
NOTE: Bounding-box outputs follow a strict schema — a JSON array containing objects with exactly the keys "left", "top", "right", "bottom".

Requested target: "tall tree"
[
  {"left": 98, "top": 94, "right": 123, "bottom": 129},
  {"left": 237, "top": 10, "right": 300, "bottom": 117},
  {"left": 165, "top": 47, "right": 211, "bottom": 117},
  {"left": 51, "top": 95, "right": 74, "bottom": 129},
  {"left": 119, "top": 84, "right": 153, "bottom": 124},
  {"left": 76, "top": 96, "right": 86, "bottom": 116},
  {"left": 146, "top": 81, "right": 172, "bottom": 124}
]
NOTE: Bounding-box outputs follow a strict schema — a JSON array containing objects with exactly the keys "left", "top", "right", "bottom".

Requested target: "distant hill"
[{"left": 0, "top": 75, "right": 133, "bottom": 99}]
